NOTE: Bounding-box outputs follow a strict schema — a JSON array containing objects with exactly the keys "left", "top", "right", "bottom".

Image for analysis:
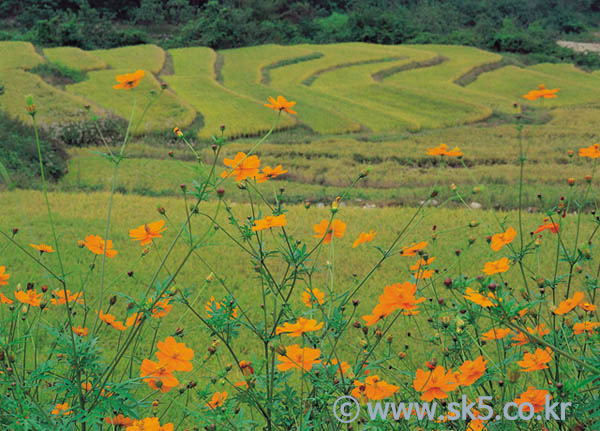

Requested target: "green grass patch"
[
  {"left": 29, "top": 61, "right": 88, "bottom": 87},
  {"left": 468, "top": 64, "right": 600, "bottom": 107},
  {"left": 0, "top": 41, "right": 45, "bottom": 70},
  {"left": 0, "top": 68, "right": 97, "bottom": 126},
  {"left": 66, "top": 68, "right": 196, "bottom": 134},
  {"left": 43, "top": 46, "right": 108, "bottom": 71},
  {"left": 90, "top": 44, "right": 166, "bottom": 74}
]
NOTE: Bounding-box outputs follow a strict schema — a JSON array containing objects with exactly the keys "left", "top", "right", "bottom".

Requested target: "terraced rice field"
[
  {"left": 2, "top": 41, "right": 600, "bottom": 137},
  {"left": 2, "top": 41, "right": 600, "bottom": 209}
]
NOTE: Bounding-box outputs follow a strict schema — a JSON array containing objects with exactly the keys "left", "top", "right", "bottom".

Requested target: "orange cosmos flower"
[
  {"left": 554, "top": 291, "right": 585, "bottom": 315},
  {"left": 15, "top": 289, "right": 42, "bottom": 307},
  {"left": 351, "top": 375, "right": 399, "bottom": 401},
  {"left": 514, "top": 387, "right": 551, "bottom": 413},
  {"left": 313, "top": 219, "right": 346, "bottom": 244},
  {"left": 235, "top": 381, "right": 249, "bottom": 389},
  {"left": 264, "top": 95, "right": 297, "bottom": 115},
  {"left": 363, "top": 282, "right": 425, "bottom": 326},
  {"left": 126, "top": 417, "right": 173, "bottom": 431},
  {"left": 456, "top": 356, "right": 487, "bottom": 386},
  {"left": 579, "top": 302, "right": 597, "bottom": 312},
  {"left": 353, "top": 230, "right": 376, "bottom": 248},
  {"left": 426, "top": 143, "right": 463, "bottom": 157},
  {"left": 523, "top": 84, "right": 559, "bottom": 101},
  {"left": 156, "top": 336, "right": 194, "bottom": 372},
  {"left": 51, "top": 403, "right": 71, "bottom": 416},
  {"left": 252, "top": 214, "right": 287, "bottom": 232},
  {"left": 206, "top": 391, "right": 228, "bottom": 409},
  {"left": 0, "top": 293, "right": 13, "bottom": 304},
  {"left": 51, "top": 289, "right": 83, "bottom": 305},
  {"left": 205, "top": 296, "right": 238, "bottom": 318},
  {"left": 113, "top": 69, "right": 144, "bottom": 90},
  {"left": 129, "top": 220, "right": 167, "bottom": 246},
  {"left": 256, "top": 165, "right": 288, "bottom": 183},
  {"left": 276, "top": 317, "right": 324, "bottom": 337},
  {"left": 518, "top": 347, "right": 553, "bottom": 372},
  {"left": 511, "top": 324, "right": 550, "bottom": 346},
  {"left": 105, "top": 415, "right": 134, "bottom": 427},
  {"left": 482, "top": 257, "right": 510, "bottom": 275},
  {"left": 579, "top": 143, "right": 600, "bottom": 159},
  {"left": 126, "top": 312, "right": 144, "bottom": 327},
  {"left": 0, "top": 266, "right": 10, "bottom": 285},
  {"left": 481, "top": 328, "right": 512, "bottom": 341},
  {"left": 140, "top": 359, "right": 178, "bottom": 393},
  {"left": 573, "top": 321, "right": 600, "bottom": 335},
  {"left": 490, "top": 227, "right": 516, "bottom": 251},
  {"left": 302, "top": 288, "right": 325, "bottom": 308},
  {"left": 276, "top": 344, "right": 321, "bottom": 372},
  {"left": 97, "top": 310, "right": 127, "bottom": 331},
  {"left": 413, "top": 365, "right": 459, "bottom": 402},
  {"left": 30, "top": 243, "right": 55, "bottom": 253},
  {"left": 413, "top": 268, "right": 434, "bottom": 280},
  {"left": 400, "top": 241, "right": 427, "bottom": 256},
  {"left": 463, "top": 287, "right": 498, "bottom": 308},
  {"left": 378, "top": 282, "right": 425, "bottom": 312},
  {"left": 84, "top": 235, "right": 118, "bottom": 258},
  {"left": 72, "top": 326, "right": 88, "bottom": 336},
  {"left": 239, "top": 360, "right": 254, "bottom": 376},
  {"left": 534, "top": 218, "right": 559, "bottom": 235},
  {"left": 410, "top": 257, "right": 435, "bottom": 271},
  {"left": 327, "top": 359, "right": 351, "bottom": 376},
  {"left": 151, "top": 297, "right": 172, "bottom": 318},
  {"left": 221, "top": 152, "right": 261, "bottom": 182}
]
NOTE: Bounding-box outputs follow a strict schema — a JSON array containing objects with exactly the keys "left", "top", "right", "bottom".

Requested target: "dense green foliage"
[
  {"left": 30, "top": 61, "right": 87, "bottom": 85},
  {"left": 0, "top": 111, "right": 68, "bottom": 185},
  {"left": 1, "top": 0, "right": 600, "bottom": 67}
]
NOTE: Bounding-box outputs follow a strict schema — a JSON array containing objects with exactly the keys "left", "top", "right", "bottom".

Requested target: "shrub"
[
  {"left": 0, "top": 111, "right": 68, "bottom": 185},
  {"left": 47, "top": 113, "right": 126, "bottom": 148},
  {"left": 29, "top": 61, "right": 87, "bottom": 86}
]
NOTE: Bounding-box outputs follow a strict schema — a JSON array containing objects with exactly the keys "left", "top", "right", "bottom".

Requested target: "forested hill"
[{"left": 1, "top": 0, "right": 600, "bottom": 68}]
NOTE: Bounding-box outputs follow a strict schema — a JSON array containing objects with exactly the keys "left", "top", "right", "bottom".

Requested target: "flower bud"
[
  {"left": 585, "top": 175, "right": 592, "bottom": 183},
  {"left": 507, "top": 365, "right": 520, "bottom": 383},
  {"left": 173, "top": 127, "right": 183, "bottom": 137},
  {"left": 568, "top": 178, "right": 575, "bottom": 186}
]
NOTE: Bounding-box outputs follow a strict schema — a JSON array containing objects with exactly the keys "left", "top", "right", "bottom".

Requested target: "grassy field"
[
  {"left": 53, "top": 101, "right": 600, "bottom": 210},
  {"left": 1, "top": 40, "right": 600, "bottom": 207},
  {"left": 66, "top": 69, "right": 196, "bottom": 133},
  {"left": 2, "top": 189, "right": 594, "bottom": 353},
  {"left": 43, "top": 46, "right": 108, "bottom": 71},
  {"left": 0, "top": 69, "right": 98, "bottom": 125},
  {"left": 162, "top": 47, "right": 296, "bottom": 138},
  {"left": 90, "top": 44, "right": 166, "bottom": 74}
]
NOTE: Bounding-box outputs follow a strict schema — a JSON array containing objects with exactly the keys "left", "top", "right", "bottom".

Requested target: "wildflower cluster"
[{"left": 0, "top": 77, "right": 598, "bottom": 431}]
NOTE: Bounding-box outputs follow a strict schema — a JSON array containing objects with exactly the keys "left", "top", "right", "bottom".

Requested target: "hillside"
[
  {"left": 2, "top": 41, "right": 600, "bottom": 209},
  {"left": 2, "top": 41, "right": 600, "bottom": 138}
]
